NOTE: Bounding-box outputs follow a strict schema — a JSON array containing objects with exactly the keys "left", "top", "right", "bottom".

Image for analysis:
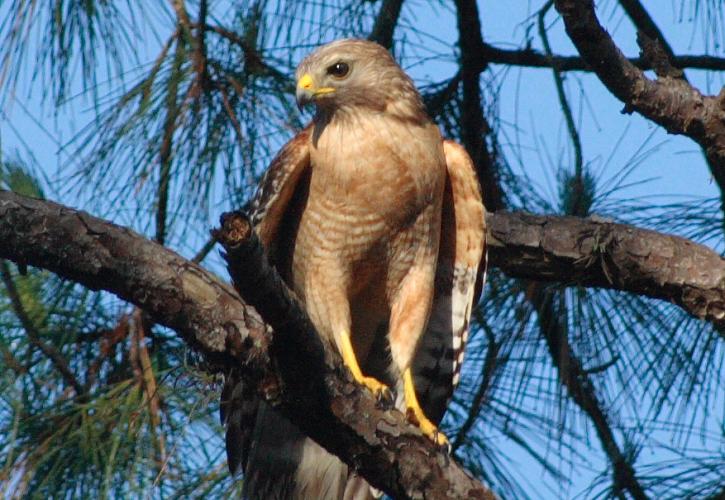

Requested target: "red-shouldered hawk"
[{"left": 221, "top": 39, "right": 487, "bottom": 500}]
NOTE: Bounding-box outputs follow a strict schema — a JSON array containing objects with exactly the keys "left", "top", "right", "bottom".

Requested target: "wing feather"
[
  {"left": 247, "top": 125, "right": 312, "bottom": 250},
  {"left": 223, "top": 126, "right": 311, "bottom": 474},
  {"left": 412, "top": 140, "right": 487, "bottom": 423}
]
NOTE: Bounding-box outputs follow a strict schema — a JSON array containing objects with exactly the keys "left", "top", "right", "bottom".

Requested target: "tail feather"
[{"left": 224, "top": 376, "right": 376, "bottom": 500}]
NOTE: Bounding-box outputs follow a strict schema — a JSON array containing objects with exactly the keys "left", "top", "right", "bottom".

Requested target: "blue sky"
[{"left": 1, "top": 0, "right": 723, "bottom": 498}]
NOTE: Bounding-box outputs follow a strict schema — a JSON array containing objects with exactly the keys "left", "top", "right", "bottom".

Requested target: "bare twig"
[
  {"left": 618, "top": 0, "right": 679, "bottom": 73},
  {"left": 453, "top": 0, "right": 504, "bottom": 211},
  {"left": 538, "top": 1, "right": 583, "bottom": 177},
  {"left": 475, "top": 43, "right": 725, "bottom": 73},
  {"left": 156, "top": 38, "right": 185, "bottom": 245}
]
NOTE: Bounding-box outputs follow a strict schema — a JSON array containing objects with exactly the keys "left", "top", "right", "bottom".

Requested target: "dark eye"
[{"left": 327, "top": 62, "right": 350, "bottom": 78}]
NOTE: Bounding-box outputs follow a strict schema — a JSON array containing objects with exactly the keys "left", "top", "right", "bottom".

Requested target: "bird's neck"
[{"left": 314, "top": 98, "right": 430, "bottom": 131}]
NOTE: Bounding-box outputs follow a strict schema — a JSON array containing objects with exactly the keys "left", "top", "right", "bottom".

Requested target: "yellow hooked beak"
[{"left": 296, "top": 73, "right": 335, "bottom": 109}]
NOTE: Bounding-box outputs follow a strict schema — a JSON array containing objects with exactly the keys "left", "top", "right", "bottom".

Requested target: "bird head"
[{"left": 294, "top": 39, "right": 426, "bottom": 119}]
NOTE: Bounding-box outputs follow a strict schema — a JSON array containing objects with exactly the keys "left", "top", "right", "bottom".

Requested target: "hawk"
[{"left": 221, "top": 39, "right": 486, "bottom": 499}]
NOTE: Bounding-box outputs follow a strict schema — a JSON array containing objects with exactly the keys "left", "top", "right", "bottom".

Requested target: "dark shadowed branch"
[
  {"left": 529, "top": 286, "right": 648, "bottom": 500},
  {"left": 1, "top": 191, "right": 723, "bottom": 496},
  {"left": 368, "top": 0, "right": 404, "bottom": 50},
  {"left": 475, "top": 43, "right": 725, "bottom": 73},
  {"left": 453, "top": 0, "right": 504, "bottom": 211},
  {"left": 0, "top": 190, "right": 495, "bottom": 500}
]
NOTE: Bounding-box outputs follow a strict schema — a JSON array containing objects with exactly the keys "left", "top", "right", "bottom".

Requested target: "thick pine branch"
[
  {"left": 0, "top": 191, "right": 494, "bottom": 500},
  {"left": 487, "top": 211, "right": 725, "bottom": 336},
  {"left": 1, "top": 191, "right": 723, "bottom": 495}
]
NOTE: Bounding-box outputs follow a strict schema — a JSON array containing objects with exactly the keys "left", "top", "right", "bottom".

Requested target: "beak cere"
[{"left": 296, "top": 73, "right": 315, "bottom": 110}]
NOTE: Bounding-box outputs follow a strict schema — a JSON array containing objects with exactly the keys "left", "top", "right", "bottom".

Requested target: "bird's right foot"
[{"left": 339, "top": 330, "right": 392, "bottom": 402}]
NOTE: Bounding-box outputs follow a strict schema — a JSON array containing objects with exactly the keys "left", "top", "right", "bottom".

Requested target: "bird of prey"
[{"left": 221, "top": 39, "right": 486, "bottom": 499}]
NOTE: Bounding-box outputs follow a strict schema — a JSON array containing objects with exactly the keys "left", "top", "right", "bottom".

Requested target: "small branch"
[
  {"left": 195, "top": 0, "right": 208, "bottom": 83},
  {"left": 191, "top": 235, "right": 216, "bottom": 263},
  {"left": 0, "top": 260, "right": 85, "bottom": 395},
  {"left": 538, "top": 1, "right": 583, "bottom": 182},
  {"left": 156, "top": 38, "right": 185, "bottom": 245},
  {"left": 134, "top": 311, "right": 167, "bottom": 466},
  {"left": 368, "top": 0, "right": 404, "bottom": 49},
  {"left": 618, "top": 0, "right": 678, "bottom": 67},
  {"left": 476, "top": 43, "right": 725, "bottom": 73},
  {"left": 205, "top": 24, "right": 288, "bottom": 81},
  {"left": 0, "top": 334, "right": 27, "bottom": 376},
  {"left": 170, "top": 0, "right": 192, "bottom": 31},
  {"left": 84, "top": 317, "right": 129, "bottom": 391},
  {"left": 487, "top": 211, "right": 725, "bottom": 336},
  {"left": 187, "top": 0, "right": 210, "bottom": 99}
]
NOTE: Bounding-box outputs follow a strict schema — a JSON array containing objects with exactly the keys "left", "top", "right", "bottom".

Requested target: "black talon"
[{"left": 377, "top": 386, "right": 394, "bottom": 409}]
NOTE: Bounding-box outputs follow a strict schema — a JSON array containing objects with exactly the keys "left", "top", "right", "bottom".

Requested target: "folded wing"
[{"left": 413, "top": 140, "right": 487, "bottom": 423}]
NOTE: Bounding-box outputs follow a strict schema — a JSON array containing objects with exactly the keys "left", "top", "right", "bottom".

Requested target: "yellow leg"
[
  {"left": 403, "top": 368, "right": 449, "bottom": 446},
  {"left": 339, "top": 330, "right": 389, "bottom": 398}
]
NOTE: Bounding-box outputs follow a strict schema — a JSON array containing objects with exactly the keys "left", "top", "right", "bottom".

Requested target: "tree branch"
[
  {"left": 476, "top": 44, "right": 725, "bottom": 73},
  {"left": 1, "top": 191, "right": 722, "bottom": 496},
  {"left": 487, "top": 211, "right": 725, "bottom": 336},
  {"left": 618, "top": 0, "right": 678, "bottom": 66},
  {"left": 0, "top": 190, "right": 494, "bottom": 500},
  {"left": 531, "top": 286, "right": 648, "bottom": 499},
  {"left": 552, "top": 0, "right": 725, "bottom": 189},
  {"left": 453, "top": 0, "right": 504, "bottom": 211},
  {"left": 368, "top": 0, "right": 404, "bottom": 50},
  {"left": 0, "top": 260, "right": 85, "bottom": 395}
]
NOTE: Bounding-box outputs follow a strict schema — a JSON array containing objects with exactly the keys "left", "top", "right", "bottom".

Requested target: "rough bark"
[
  {"left": 0, "top": 190, "right": 495, "bottom": 500},
  {"left": 214, "top": 212, "right": 495, "bottom": 499},
  {"left": 2, "top": 191, "right": 723, "bottom": 496},
  {"left": 553, "top": 0, "right": 725, "bottom": 185},
  {"left": 487, "top": 211, "right": 725, "bottom": 335}
]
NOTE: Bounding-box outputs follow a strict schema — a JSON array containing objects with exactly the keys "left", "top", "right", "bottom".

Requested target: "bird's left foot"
[
  {"left": 403, "top": 367, "right": 449, "bottom": 448},
  {"left": 405, "top": 403, "right": 449, "bottom": 447}
]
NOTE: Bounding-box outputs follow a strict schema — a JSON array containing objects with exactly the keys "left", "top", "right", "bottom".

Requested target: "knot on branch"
[{"left": 212, "top": 211, "right": 253, "bottom": 248}]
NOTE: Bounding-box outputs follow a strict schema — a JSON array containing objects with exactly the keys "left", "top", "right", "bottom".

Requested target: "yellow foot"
[
  {"left": 406, "top": 404, "right": 449, "bottom": 447},
  {"left": 338, "top": 330, "right": 391, "bottom": 401},
  {"left": 403, "top": 367, "right": 449, "bottom": 447},
  {"left": 357, "top": 374, "right": 392, "bottom": 401}
]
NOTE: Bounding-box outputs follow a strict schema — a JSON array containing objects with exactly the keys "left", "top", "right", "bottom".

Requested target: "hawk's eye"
[{"left": 327, "top": 62, "right": 350, "bottom": 78}]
